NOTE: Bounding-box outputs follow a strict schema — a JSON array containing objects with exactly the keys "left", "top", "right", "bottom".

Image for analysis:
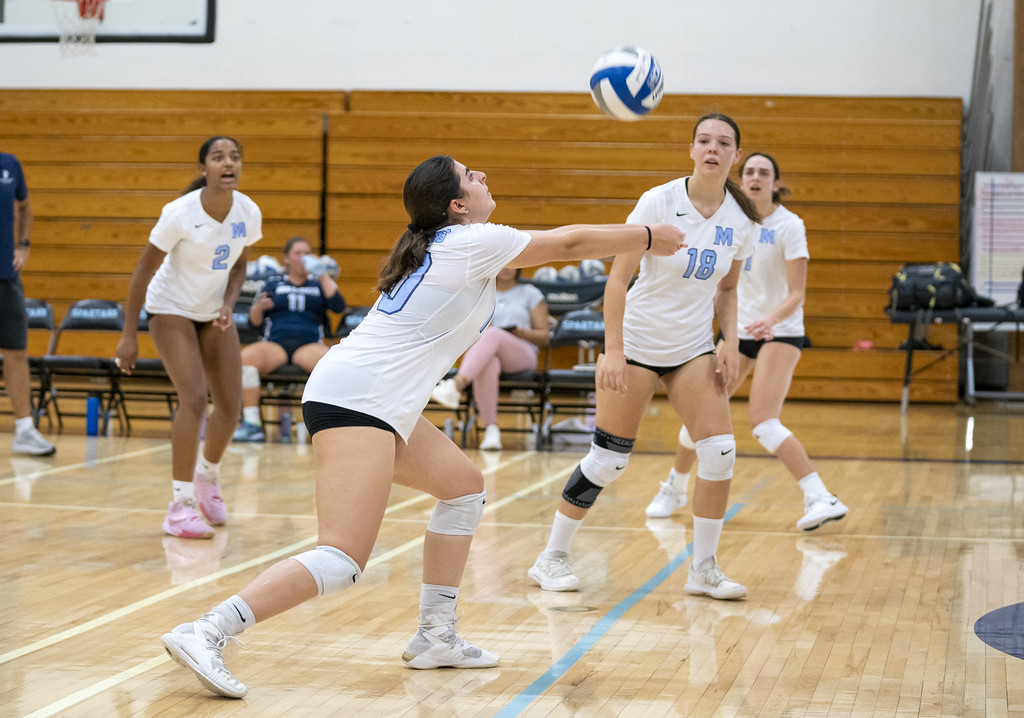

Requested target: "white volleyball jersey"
[
  {"left": 302, "top": 222, "right": 531, "bottom": 441},
  {"left": 145, "top": 190, "right": 262, "bottom": 321},
  {"left": 737, "top": 204, "right": 809, "bottom": 339},
  {"left": 623, "top": 177, "right": 757, "bottom": 365}
]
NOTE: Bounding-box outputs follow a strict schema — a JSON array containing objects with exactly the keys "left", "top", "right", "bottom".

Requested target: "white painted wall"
[{"left": 0, "top": 0, "right": 985, "bottom": 101}]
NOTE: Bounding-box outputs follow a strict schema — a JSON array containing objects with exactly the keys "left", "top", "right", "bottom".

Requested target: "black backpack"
[{"left": 888, "top": 262, "right": 974, "bottom": 311}]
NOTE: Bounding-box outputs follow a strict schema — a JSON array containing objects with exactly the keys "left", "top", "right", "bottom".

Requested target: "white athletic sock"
[
  {"left": 692, "top": 516, "right": 723, "bottom": 567},
  {"left": 798, "top": 472, "right": 828, "bottom": 497},
  {"left": 665, "top": 468, "right": 688, "bottom": 493},
  {"left": 209, "top": 595, "right": 255, "bottom": 636},
  {"left": 545, "top": 511, "right": 583, "bottom": 555},
  {"left": 172, "top": 479, "right": 194, "bottom": 504},
  {"left": 14, "top": 417, "right": 34, "bottom": 434},
  {"left": 197, "top": 457, "right": 220, "bottom": 480},
  {"left": 242, "top": 406, "right": 261, "bottom": 425},
  {"left": 420, "top": 583, "right": 459, "bottom": 623}
]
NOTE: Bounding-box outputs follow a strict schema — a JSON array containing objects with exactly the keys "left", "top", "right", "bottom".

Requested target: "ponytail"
[
  {"left": 726, "top": 178, "right": 762, "bottom": 223},
  {"left": 182, "top": 176, "right": 207, "bottom": 195},
  {"left": 378, "top": 228, "right": 433, "bottom": 294},
  {"left": 377, "top": 155, "right": 464, "bottom": 293}
]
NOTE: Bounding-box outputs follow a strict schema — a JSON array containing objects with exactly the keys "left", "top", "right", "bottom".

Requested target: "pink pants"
[{"left": 457, "top": 326, "right": 539, "bottom": 425}]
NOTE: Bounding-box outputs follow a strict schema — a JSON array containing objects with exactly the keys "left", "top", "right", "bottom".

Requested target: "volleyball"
[{"left": 589, "top": 46, "right": 664, "bottom": 121}]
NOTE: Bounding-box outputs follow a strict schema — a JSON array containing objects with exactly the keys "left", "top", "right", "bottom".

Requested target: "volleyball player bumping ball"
[{"left": 160, "top": 155, "right": 685, "bottom": 698}]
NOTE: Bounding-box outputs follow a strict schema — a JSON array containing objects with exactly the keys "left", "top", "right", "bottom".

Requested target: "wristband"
[
  {"left": 644, "top": 226, "right": 652, "bottom": 251},
  {"left": 17, "top": 240, "right": 30, "bottom": 248}
]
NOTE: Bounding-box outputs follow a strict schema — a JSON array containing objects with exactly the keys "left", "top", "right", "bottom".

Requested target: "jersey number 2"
[{"left": 212, "top": 244, "right": 230, "bottom": 270}]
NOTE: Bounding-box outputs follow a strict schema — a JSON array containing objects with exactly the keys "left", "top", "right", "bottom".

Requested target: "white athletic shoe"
[
  {"left": 430, "top": 379, "right": 461, "bottom": 409},
  {"left": 797, "top": 493, "right": 849, "bottom": 531},
  {"left": 645, "top": 481, "right": 688, "bottom": 518},
  {"left": 528, "top": 550, "right": 581, "bottom": 592},
  {"left": 684, "top": 556, "right": 747, "bottom": 600},
  {"left": 402, "top": 616, "right": 499, "bottom": 669},
  {"left": 479, "top": 424, "right": 502, "bottom": 451},
  {"left": 161, "top": 614, "right": 247, "bottom": 698},
  {"left": 11, "top": 426, "right": 56, "bottom": 457}
]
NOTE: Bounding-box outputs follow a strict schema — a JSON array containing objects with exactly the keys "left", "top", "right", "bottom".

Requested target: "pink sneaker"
[
  {"left": 193, "top": 473, "right": 228, "bottom": 526},
  {"left": 163, "top": 501, "right": 215, "bottom": 539}
]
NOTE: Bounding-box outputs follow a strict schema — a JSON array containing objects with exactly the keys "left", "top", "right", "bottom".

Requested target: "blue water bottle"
[
  {"left": 280, "top": 410, "right": 292, "bottom": 443},
  {"left": 86, "top": 395, "right": 100, "bottom": 436}
]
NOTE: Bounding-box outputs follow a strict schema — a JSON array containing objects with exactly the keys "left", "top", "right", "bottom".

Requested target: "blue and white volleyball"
[
  {"left": 558, "top": 264, "right": 582, "bottom": 283},
  {"left": 579, "top": 259, "right": 607, "bottom": 279},
  {"left": 533, "top": 266, "right": 559, "bottom": 283},
  {"left": 253, "top": 254, "right": 283, "bottom": 279},
  {"left": 589, "top": 46, "right": 664, "bottom": 121}
]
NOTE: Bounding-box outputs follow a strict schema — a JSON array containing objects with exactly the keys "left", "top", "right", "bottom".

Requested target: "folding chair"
[
  {"left": 107, "top": 309, "right": 178, "bottom": 434},
  {"left": 540, "top": 308, "right": 605, "bottom": 448},
  {"left": 463, "top": 362, "right": 549, "bottom": 449},
  {"left": 527, "top": 277, "right": 607, "bottom": 317},
  {"left": 334, "top": 305, "right": 371, "bottom": 340},
  {"left": 36, "top": 299, "right": 124, "bottom": 434}
]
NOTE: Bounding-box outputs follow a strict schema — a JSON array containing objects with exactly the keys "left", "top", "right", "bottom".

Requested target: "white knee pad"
[
  {"left": 695, "top": 434, "right": 735, "bottom": 481},
  {"left": 292, "top": 545, "right": 361, "bottom": 596},
  {"left": 580, "top": 443, "right": 631, "bottom": 487},
  {"left": 752, "top": 418, "right": 793, "bottom": 453},
  {"left": 678, "top": 424, "right": 696, "bottom": 450},
  {"left": 427, "top": 490, "right": 486, "bottom": 536},
  {"left": 241, "top": 364, "right": 260, "bottom": 390}
]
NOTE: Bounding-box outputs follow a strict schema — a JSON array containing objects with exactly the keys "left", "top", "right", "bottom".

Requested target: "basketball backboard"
[{"left": 0, "top": 0, "right": 215, "bottom": 43}]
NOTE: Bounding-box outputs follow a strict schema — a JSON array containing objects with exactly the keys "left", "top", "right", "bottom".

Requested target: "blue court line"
[{"left": 496, "top": 502, "right": 745, "bottom": 718}]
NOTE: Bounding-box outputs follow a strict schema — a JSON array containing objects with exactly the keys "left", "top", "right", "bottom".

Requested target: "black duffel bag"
[{"left": 888, "top": 262, "right": 979, "bottom": 311}]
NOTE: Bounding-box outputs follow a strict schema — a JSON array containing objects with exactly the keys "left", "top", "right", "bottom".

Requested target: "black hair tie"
[
  {"left": 645, "top": 225, "right": 652, "bottom": 251},
  {"left": 407, "top": 223, "right": 421, "bottom": 233}
]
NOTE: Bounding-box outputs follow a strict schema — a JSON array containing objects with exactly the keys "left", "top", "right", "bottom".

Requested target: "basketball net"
[{"left": 51, "top": 0, "right": 107, "bottom": 57}]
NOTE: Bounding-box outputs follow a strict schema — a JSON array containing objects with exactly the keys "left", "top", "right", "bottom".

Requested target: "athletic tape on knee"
[
  {"left": 427, "top": 490, "right": 486, "bottom": 536},
  {"left": 752, "top": 418, "right": 793, "bottom": 453},
  {"left": 678, "top": 424, "right": 696, "bottom": 450},
  {"left": 695, "top": 434, "right": 735, "bottom": 482},
  {"left": 241, "top": 364, "right": 260, "bottom": 390},
  {"left": 292, "top": 545, "right": 361, "bottom": 596}
]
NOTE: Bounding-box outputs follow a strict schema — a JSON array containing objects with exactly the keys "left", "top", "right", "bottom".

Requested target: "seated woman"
[
  {"left": 430, "top": 266, "right": 550, "bottom": 450},
  {"left": 233, "top": 237, "right": 346, "bottom": 442}
]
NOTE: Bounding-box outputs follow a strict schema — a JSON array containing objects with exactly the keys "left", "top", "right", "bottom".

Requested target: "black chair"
[
  {"left": 0, "top": 298, "right": 54, "bottom": 421},
  {"left": 36, "top": 299, "right": 124, "bottom": 434},
  {"left": 252, "top": 304, "right": 357, "bottom": 441},
  {"left": 233, "top": 296, "right": 262, "bottom": 345},
  {"left": 527, "top": 278, "right": 607, "bottom": 316},
  {"left": 334, "top": 305, "right": 371, "bottom": 339},
  {"left": 108, "top": 309, "right": 177, "bottom": 433},
  {"left": 540, "top": 308, "right": 605, "bottom": 447}
]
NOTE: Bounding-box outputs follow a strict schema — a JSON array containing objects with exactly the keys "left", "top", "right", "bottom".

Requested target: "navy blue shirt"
[
  {"left": 0, "top": 153, "right": 28, "bottom": 281},
  {"left": 254, "top": 275, "right": 347, "bottom": 346}
]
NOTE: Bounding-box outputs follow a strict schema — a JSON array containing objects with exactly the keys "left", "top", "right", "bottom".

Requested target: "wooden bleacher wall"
[{"left": 0, "top": 90, "right": 961, "bottom": 402}]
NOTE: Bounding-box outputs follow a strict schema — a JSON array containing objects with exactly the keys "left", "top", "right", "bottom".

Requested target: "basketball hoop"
[{"left": 51, "top": 0, "right": 108, "bottom": 57}]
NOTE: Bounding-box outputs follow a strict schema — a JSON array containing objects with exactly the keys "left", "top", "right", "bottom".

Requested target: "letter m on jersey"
[
  {"left": 231, "top": 222, "right": 247, "bottom": 239},
  {"left": 713, "top": 227, "right": 733, "bottom": 246},
  {"left": 759, "top": 228, "right": 776, "bottom": 244}
]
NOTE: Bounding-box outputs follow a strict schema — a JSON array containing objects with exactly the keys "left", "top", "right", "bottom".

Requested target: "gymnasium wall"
[
  {"left": 0, "top": 0, "right": 982, "bottom": 100},
  {"left": 0, "top": 88, "right": 961, "bottom": 402}
]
